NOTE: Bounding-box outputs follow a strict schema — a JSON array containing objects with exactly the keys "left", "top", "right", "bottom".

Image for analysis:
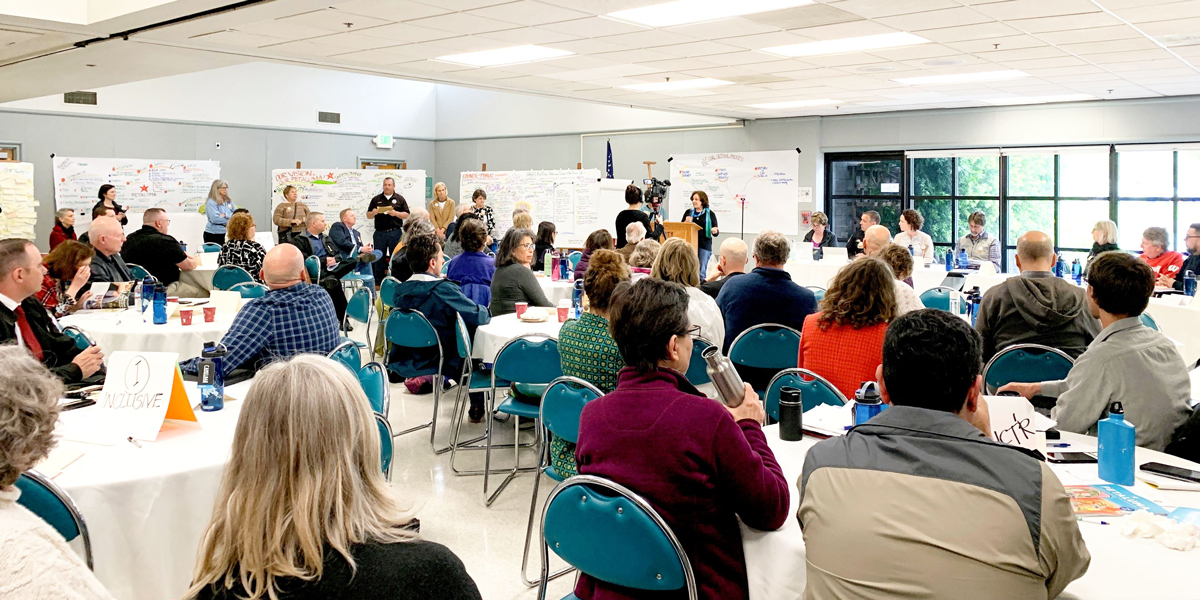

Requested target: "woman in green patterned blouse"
[{"left": 553, "top": 249, "right": 630, "bottom": 477}]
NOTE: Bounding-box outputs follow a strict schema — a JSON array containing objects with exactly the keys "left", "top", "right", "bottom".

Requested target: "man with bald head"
[
  {"left": 180, "top": 244, "right": 340, "bottom": 378},
  {"left": 122, "top": 208, "right": 203, "bottom": 296},
  {"left": 701, "top": 237, "right": 748, "bottom": 299},
  {"left": 861, "top": 224, "right": 892, "bottom": 257},
  {"left": 975, "top": 231, "right": 1100, "bottom": 360},
  {"left": 85, "top": 215, "right": 133, "bottom": 284}
]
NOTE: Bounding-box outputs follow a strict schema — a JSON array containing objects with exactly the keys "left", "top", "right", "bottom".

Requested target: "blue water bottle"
[
  {"left": 559, "top": 250, "right": 570, "bottom": 280},
  {"left": 956, "top": 248, "right": 968, "bottom": 269},
  {"left": 945, "top": 250, "right": 954, "bottom": 271},
  {"left": 572, "top": 279, "right": 584, "bottom": 318},
  {"left": 1097, "top": 401, "right": 1136, "bottom": 486},
  {"left": 1071, "top": 259, "right": 1082, "bottom": 284},
  {"left": 908, "top": 244, "right": 915, "bottom": 257},
  {"left": 197, "top": 342, "right": 226, "bottom": 412},
  {"left": 1185, "top": 270, "right": 1197, "bottom": 297},
  {"left": 854, "top": 381, "right": 886, "bottom": 426},
  {"left": 140, "top": 277, "right": 153, "bottom": 312},
  {"left": 152, "top": 283, "right": 167, "bottom": 324},
  {"left": 1054, "top": 256, "right": 1065, "bottom": 277}
]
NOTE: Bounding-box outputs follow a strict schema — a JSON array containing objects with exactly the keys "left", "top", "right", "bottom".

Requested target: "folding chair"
[
  {"left": 344, "top": 287, "right": 376, "bottom": 361},
  {"left": 375, "top": 413, "right": 394, "bottom": 481},
  {"left": 359, "top": 361, "right": 389, "bottom": 416},
  {"left": 765, "top": 368, "right": 848, "bottom": 421},
  {"left": 983, "top": 343, "right": 1075, "bottom": 395},
  {"left": 328, "top": 340, "right": 361, "bottom": 374},
  {"left": 804, "top": 286, "right": 826, "bottom": 303},
  {"left": 919, "top": 286, "right": 969, "bottom": 314},
  {"left": 201, "top": 243, "right": 222, "bottom": 253},
  {"left": 61, "top": 325, "right": 95, "bottom": 350},
  {"left": 685, "top": 335, "right": 713, "bottom": 387},
  {"left": 212, "top": 265, "right": 254, "bottom": 291},
  {"left": 229, "top": 282, "right": 268, "bottom": 298},
  {"left": 15, "top": 470, "right": 93, "bottom": 569},
  {"left": 727, "top": 323, "right": 802, "bottom": 397},
  {"left": 384, "top": 309, "right": 447, "bottom": 451},
  {"left": 447, "top": 314, "right": 524, "bottom": 475}
]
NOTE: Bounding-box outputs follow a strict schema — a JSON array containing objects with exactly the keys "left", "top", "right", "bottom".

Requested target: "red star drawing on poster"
[
  {"left": 140, "top": 185, "right": 149, "bottom": 192},
  {"left": 327, "top": 173, "right": 334, "bottom": 179},
  {"left": 137, "top": 170, "right": 141, "bottom": 174}
]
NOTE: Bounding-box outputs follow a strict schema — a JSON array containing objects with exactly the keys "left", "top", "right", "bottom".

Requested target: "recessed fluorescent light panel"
[
  {"left": 762, "top": 32, "right": 930, "bottom": 58},
  {"left": 983, "top": 94, "right": 1095, "bottom": 106},
  {"left": 892, "top": 70, "right": 1029, "bottom": 85},
  {"left": 434, "top": 45, "right": 573, "bottom": 68},
  {"left": 605, "top": 0, "right": 813, "bottom": 28},
  {"left": 622, "top": 78, "right": 734, "bottom": 92},
  {"left": 747, "top": 99, "right": 841, "bottom": 109}
]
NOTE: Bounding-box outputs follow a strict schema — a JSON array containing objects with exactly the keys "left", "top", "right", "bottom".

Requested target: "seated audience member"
[
  {"left": 999, "top": 252, "right": 1192, "bottom": 450},
  {"left": 186, "top": 355, "right": 481, "bottom": 600},
  {"left": 651, "top": 237, "right": 725, "bottom": 348},
  {"left": 573, "top": 229, "right": 614, "bottom": 281},
  {"left": 532, "top": 221, "right": 556, "bottom": 271},
  {"left": 1085, "top": 220, "right": 1119, "bottom": 277},
  {"left": 37, "top": 241, "right": 93, "bottom": 317},
  {"left": 874, "top": 244, "right": 924, "bottom": 316},
  {"left": 628, "top": 239, "right": 660, "bottom": 271},
  {"left": 489, "top": 228, "right": 553, "bottom": 316},
  {"left": 390, "top": 219, "right": 437, "bottom": 282},
  {"left": 1139, "top": 226, "right": 1184, "bottom": 279},
  {"left": 0, "top": 239, "right": 104, "bottom": 384},
  {"left": 893, "top": 209, "right": 934, "bottom": 264},
  {"left": 1159, "top": 222, "right": 1200, "bottom": 291},
  {"left": 512, "top": 209, "right": 533, "bottom": 231},
  {"left": 861, "top": 224, "right": 891, "bottom": 257},
  {"left": 701, "top": 237, "right": 748, "bottom": 300},
  {"left": 444, "top": 220, "right": 495, "bottom": 307},
  {"left": 975, "top": 231, "right": 1100, "bottom": 360},
  {"left": 85, "top": 216, "right": 132, "bottom": 284},
  {"left": 393, "top": 206, "right": 430, "bottom": 255},
  {"left": 180, "top": 245, "right": 340, "bottom": 378},
  {"left": 443, "top": 212, "right": 480, "bottom": 260},
  {"left": 614, "top": 184, "right": 652, "bottom": 249},
  {"left": 444, "top": 203, "right": 471, "bottom": 242},
  {"left": 956, "top": 211, "right": 1001, "bottom": 271},
  {"left": 575, "top": 278, "right": 789, "bottom": 600},
  {"left": 329, "top": 208, "right": 383, "bottom": 277},
  {"left": 798, "top": 258, "right": 896, "bottom": 398},
  {"left": 802, "top": 211, "right": 837, "bottom": 250},
  {"left": 391, "top": 234, "right": 491, "bottom": 421},
  {"left": 717, "top": 231, "right": 816, "bottom": 353},
  {"left": 49, "top": 208, "right": 78, "bottom": 250},
  {"left": 618, "top": 221, "right": 644, "bottom": 262},
  {"left": 77, "top": 205, "right": 113, "bottom": 246},
  {"left": 554, "top": 249, "right": 629, "bottom": 478},
  {"left": 121, "top": 208, "right": 205, "bottom": 297},
  {"left": 800, "top": 309, "right": 1090, "bottom": 599},
  {"left": 0, "top": 346, "right": 115, "bottom": 599},
  {"left": 845, "top": 211, "right": 878, "bottom": 259},
  {"left": 217, "top": 212, "right": 267, "bottom": 283},
  {"left": 289, "top": 212, "right": 354, "bottom": 279}
]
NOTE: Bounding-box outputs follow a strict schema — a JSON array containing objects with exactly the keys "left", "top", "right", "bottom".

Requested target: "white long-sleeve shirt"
[
  {"left": 0, "top": 485, "right": 114, "bottom": 600},
  {"left": 894, "top": 230, "right": 935, "bottom": 264}
]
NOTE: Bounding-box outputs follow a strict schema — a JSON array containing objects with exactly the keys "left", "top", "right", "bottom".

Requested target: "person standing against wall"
[
  {"left": 367, "top": 177, "right": 410, "bottom": 283},
  {"left": 93, "top": 184, "right": 128, "bottom": 226},
  {"left": 429, "top": 182, "right": 455, "bottom": 239},
  {"left": 203, "top": 179, "right": 237, "bottom": 245},
  {"left": 681, "top": 191, "right": 719, "bottom": 280},
  {"left": 272, "top": 185, "right": 309, "bottom": 245}
]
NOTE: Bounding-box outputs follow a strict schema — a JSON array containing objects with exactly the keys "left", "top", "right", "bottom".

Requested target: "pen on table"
[
  {"left": 127, "top": 436, "right": 142, "bottom": 448},
  {"left": 1048, "top": 442, "right": 1070, "bottom": 448}
]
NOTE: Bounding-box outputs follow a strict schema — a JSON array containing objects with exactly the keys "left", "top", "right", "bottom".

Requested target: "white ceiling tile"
[
  {"left": 466, "top": 1, "right": 591, "bottom": 26},
  {"left": 827, "top": 0, "right": 961, "bottom": 19},
  {"left": 413, "top": 0, "right": 514, "bottom": 10},
  {"left": 476, "top": 26, "right": 580, "bottom": 45},
  {"left": 799, "top": 52, "right": 892, "bottom": 68},
  {"left": 918, "top": 22, "right": 1023, "bottom": 43},
  {"left": 594, "top": 29, "right": 697, "bottom": 49},
  {"left": 543, "top": 37, "right": 631, "bottom": 54},
  {"left": 539, "top": 17, "right": 650, "bottom": 38},
  {"left": 332, "top": 0, "right": 451, "bottom": 21},
  {"left": 1139, "top": 17, "right": 1200, "bottom": 37},
  {"left": 652, "top": 41, "right": 745, "bottom": 58},
  {"left": 188, "top": 30, "right": 289, "bottom": 48},
  {"left": 541, "top": 54, "right": 620, "bottom": 70},
  {"left": 942, "top": 34, "right": 1044, "bottom": 53},
  {"left": 491, "top": 61, "right": 570, "bottom": 76},
  {"left": 394, "top": 58, "right": 480, "bottom": 73},
  {"left": 971, "top": 0, "right": 1102, "bottom": 20},
  {"left": 664, "top": 18, "right": 781, "bottom": 41},
  {"left": 1035, "top": 25, "right": 1142, "bottom": 45},
  {"left": 1112, "top": 1, "right": 1200, "bottom": 22},
  {"left": 743, "top": 4, "right": 865, "bottom": 30},
  {"left": 405, "top": 12, "right": 524, "bottom": 34},
  {"left": 326, "top": 46, "right": 422, "bottom": 65},
  {"left": 1021, "top": 64, "right": 1107, "bottom": 77},
  {"left": 1006, "top": 12, "right": 1124, "bottom": 34},
  {"left": 1106, "top": 58, "right": 1195, "bottom": 73},
  {"left": 786, "top": 20, "right": 898, "bottom": 40},
  {"left": 1085, "top": 48, "right": 1180, "bottom": 64},
  {"left": 232, "top": 19, "right": 333, "bottom": 40},
  {"left": 632, "top": 56, "right": 724, "bottom": 71},
  {"left": 817, "top": 74, "right": 902, "bottom": 90},
  {"left": 877, "top": 7, "right": 994, "bottom": 31},
  {"left": 274, "top": 9, "right": 394, "bottom": 33},
  {"left": 422, "top": 35, "right": 519, "bottom": 52},
  {"left": 591, "top": 48, "right": 676, "bottom": 63},
  {"left": 865, "top": 44, "right": 963, "bottom": 61},
  {"left": 703, "top": 50, "right": 788, "bottom": 66},
  {"left": 718, "top": 31, "right": 812, "bottom": 50},
  {"left": 1000, "top": 56, "right": 1089, "bottom": 71},
  {"left": 353, "top": 22, "right": 459, "bottom": 42},
  {"left": 738, "top": 58, "right": 809, "bottom": 73},
  {"left": 1061, "top": 38, "right": 1161, "bottom": 55},
  {"left": 974, "top": 44, "right": 1062, "bottom": 62}
]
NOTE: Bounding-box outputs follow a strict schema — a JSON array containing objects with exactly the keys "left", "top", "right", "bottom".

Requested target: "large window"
[
  {"left": 1116, "top": 148, "right": 1200, "bottom": 251},
  {"left": 1005, "top": 150, "right": 1110, "bottom": 271},
  {"left": 908, "top": 154, "right": 1000, "bottom": 264},
  {"left": 827, "top": 153, "right": 904, "bottom": 244}
]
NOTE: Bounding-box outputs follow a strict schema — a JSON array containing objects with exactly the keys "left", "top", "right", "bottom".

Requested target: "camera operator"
[
  {"left": 615, "top": 184, "right": 652, "bottom": 249},
  {"left": 643, "top": 178, "right": 670, "bottom": 243}
]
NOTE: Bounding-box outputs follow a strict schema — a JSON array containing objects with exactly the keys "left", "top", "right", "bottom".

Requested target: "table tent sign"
[
  {"left": 984, "top": 394, "right": 1056, "bottom": 454},
  {"left": 65, "top": 351, "right": 196, "bottom": 444}
]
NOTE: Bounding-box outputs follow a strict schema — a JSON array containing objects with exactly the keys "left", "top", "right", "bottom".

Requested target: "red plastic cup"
[
  {"left": 179, "top": 308, "right": 193, "bottom": 325},
  {"left": 203, "top": 306, "right": 216, "bottom": 323},
  {"left": 557, "top": 305, "right": 568, "bottom": 323},
  {"left": 515, "top": 302, "right": 528, "bottom": 317}
]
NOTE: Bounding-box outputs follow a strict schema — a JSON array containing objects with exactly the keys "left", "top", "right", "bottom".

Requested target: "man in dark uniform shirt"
[
  {"left": 846, "top": 210, "right": 879, "bottom": 259},
  {"left": 367, "top": 177, "right": 410, "bottom": 283}
]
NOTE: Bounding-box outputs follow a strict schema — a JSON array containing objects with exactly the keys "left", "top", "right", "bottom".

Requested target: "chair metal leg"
[
  {"left": 520, "top": 427, "right": 575, "bottom": 587},
  {"left": 485, "top": 403, "right": 541, "bottom": 506}
]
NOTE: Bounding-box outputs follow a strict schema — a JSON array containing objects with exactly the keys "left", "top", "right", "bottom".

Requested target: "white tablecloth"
[
  {"left": 59, "top": 303, "right": 236, "bottom": 363},
  {"left": 471, "top": 313, "right": 565, "bottom": 362},
  {"left": 178, "top": 252, "right": 220, "bottom": 296},
  {"left": 534, "top": 274, "right": 574, "bottom": 305},
  {"left": 744, "top": 426, "right": 1200, "bottom": 600},
  {"left": 46, "top": 380, "right": 253, "bottom": 600},
  {"left": 785, "top": 258, "right": 953, "bottom": 295}
]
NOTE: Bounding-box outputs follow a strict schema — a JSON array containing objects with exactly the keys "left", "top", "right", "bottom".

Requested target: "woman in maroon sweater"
[{"left": 574, "top": 278, "right": 790, "bottom": 600}]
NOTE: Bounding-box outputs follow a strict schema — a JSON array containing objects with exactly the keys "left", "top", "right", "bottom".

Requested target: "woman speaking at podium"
[{"left": 681, "top": 191, "right": 719, "bottom": 280}]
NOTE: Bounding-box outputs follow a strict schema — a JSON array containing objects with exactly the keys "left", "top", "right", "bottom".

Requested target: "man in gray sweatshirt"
[{"left": 975, "top": 231, "right": 1101, "bottom": 360}]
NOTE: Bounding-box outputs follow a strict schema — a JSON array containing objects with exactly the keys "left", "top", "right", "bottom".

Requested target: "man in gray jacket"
[
  {"left": 1000, "top": 252, "right": 1193, "bottom": 451},
  {"left": 976, "top": 231, "right": 1101, "bottom": 360}
]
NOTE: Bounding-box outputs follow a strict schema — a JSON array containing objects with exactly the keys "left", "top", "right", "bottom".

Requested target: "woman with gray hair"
[
  {"left": 203, "top": 179, "right": 238, "bottom": 245},
  {"left": 49, "top": 208, "right": 78, "bottom": 250},
  {"left": 1086, "top": 220, "right": 1120, "bottom": 277},
  {"left": 489, "top": 227, "right": 552, "bottom": 316},
  {"left": 0, "top": 345, "right": 114, "bottom": 599},
  {"left": 1140, "top": 225, "right": 1184, "bottom": 279},
  {"left": 628, "top": 238, "right": 661, "bottom": 271}
]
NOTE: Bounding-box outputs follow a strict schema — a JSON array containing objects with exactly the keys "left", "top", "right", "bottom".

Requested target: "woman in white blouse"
[
  {"left": 0, "top": 346, "right": 114, "bottom": 600},
  {"left": 875, "top": 244, "right": 926, "bottom": 317},
  {"left": 894, "top": 209, "right": 934, "bottom": 265},
  {"left": 650, "top": 237, "right": 725, "bottom": 348}
]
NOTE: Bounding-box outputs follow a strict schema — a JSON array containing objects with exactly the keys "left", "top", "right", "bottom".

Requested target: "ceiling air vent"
[
  {"left": 64, "top": 91, "right": 97, "bottom": 105},
  {"left": 318, "top": 111, "right": 341, "bottom": 124}
]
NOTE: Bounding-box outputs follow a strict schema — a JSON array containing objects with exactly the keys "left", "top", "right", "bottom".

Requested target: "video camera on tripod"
[{"left": 643, "top": 177, "right": 670, "bottom": 207}]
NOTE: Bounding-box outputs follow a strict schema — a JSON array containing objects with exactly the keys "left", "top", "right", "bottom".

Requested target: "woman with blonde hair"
[
  {"left": 187, "top": 355, "right": 480, "bottom": 600},
  {"left": 797, "top": 257, "right": 897, "bottom": 398},
  {"left": 203, "top": 179, "right": 237, "bottom": 245},
  {"left": 628, "top": 239, "right": 660, "bottom": 271},
  {"left": 217, "top": 212, "right": 267, "bottom": 282},
  {"left": 1086, "top": 220, "right": 1120, "bottom": 276},
  {"left": 429, "top": 182, "right": 455, "bottom": 239},
  {"left": 651, "top": 237, "right": 725, "bottom": 348},
  {"left": 802, "top": 211, "right": 838, "bottom": 249},
  {"left": 874, "top": 244, "right": 925, "bottom": 316}
]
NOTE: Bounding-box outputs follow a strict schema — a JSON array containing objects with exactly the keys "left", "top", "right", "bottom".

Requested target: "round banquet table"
[
  {"left": 743, "top": 425, "right": 1200, "bottom": 600},
  {"left": 176, "top": 251, "right": 220, "bottom": 297},
  {"left": 534, "top": 274, "right": 575, "bottom": 305},
  {"left": 785, "top": 256, "right": 950, "bottom": 295},
  {"left": 44, "top": 379, "right": 254, "bottom": 600},
  {"left": 471, "top": 312, "right": 566, "bottom": 362},
  {"left": 59, "top": 301, "right": 236, "bottom": 363}
]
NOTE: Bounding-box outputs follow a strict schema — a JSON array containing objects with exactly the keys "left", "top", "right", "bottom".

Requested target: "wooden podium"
[{"left": 663, "top": 222, "right": 699, "bottom": 250}]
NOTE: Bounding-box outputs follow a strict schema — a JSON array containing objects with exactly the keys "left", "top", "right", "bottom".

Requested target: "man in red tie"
[{"left": 0, "top": 239, "right": 104, "bottom": 384}]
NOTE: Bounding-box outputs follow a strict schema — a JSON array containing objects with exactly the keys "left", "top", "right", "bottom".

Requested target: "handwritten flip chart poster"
[
  {"left": 0, "top": 162, "right": 37, "bottom": 240},
  {"left": 271, "top": 169, "right": 426, "bottom": 242},
  {"left": 53, "top": 157, "right": 220, "bottom": 231},
  {"left": 458, "top": 169, "right": 603, "bottom": 247},
  {"left": 669, "top": 151, "right": 800, "bottom": 235}
]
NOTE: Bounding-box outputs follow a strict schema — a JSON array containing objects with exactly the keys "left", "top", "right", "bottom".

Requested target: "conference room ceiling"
[{"left": 4, "top": 0, "right": 1200, "bottom": 119}]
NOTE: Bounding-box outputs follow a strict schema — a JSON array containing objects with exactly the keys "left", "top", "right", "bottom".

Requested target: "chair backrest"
[
  {"left": 568, "top": 251, "right": 583, "bottom": 270},
  {"left": 728, "top": 323, "right": 802, "bottom": 371},
  {"left": 202, "top": 243, "right": 222, "bottom": 253},
  {"left": 541, "top": 475, "right": 696, "bottom": 599},
  {"left": 765, "top": 368, "right": 848, "bottom": 420},
  {"left": 441, "top": 259, "right": 451, "bottom": 276},
  {"left": 1140, "top": 312, "right": 1160, "bottom": 331},
  {"left": 804, "top": 286, "right": 826, "bottom": 303},
  {"left": 379, "top": 276, "right": 402, "bottom": 308},
  {"left": 229, "top": 281, "right": 268, "bottom": 298},
  {"left": 540, "top": 377, "right": 604, "bottom": 444},
  {"left": 328, "top": 340, "right": 361, "bottom": 373},
  {"left": 983, "top": 343, "right": 1075, "bottom": 393},
  {"left": 919, "top": 286, "right": 968, "bottom": 314},
  {"left": 346, "top": 287, "right": 373, "bottom": 325},
  {"left": 127, "top": 263, "right": 151, "bottom": 281},
  {"left": 61, "top": 326, "right": 95, "bottom": 350},
  {"left": 493, "top": 334, "right": 563, "bottom": 386},
  {"left": 359, "top": 362, "right": 389, "bottom": 416},
  {"left": 385, "top": 309, "right": 441, "bottom": 350},
  {"left": 15, "top": 470, "right": 92, "bottom": 569},
  {"left": 454, "top": 313, "right": 473, "bottom": 360},
  {"left": 212, "top": 265, "right": 254, "bottom": 290},
  {"left": 685, "top": 336, "right": 713, "bottom": 386},
  {"left": 304, "top": 255, "right": 320, "bottom": 280},
  {"left": 375, "top": 413, "right": 394, "bottom": 480}
]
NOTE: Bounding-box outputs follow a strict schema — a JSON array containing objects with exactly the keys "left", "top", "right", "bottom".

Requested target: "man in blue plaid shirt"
[{"left": 181, "top": 244, "right": 340, "bottom": 377}]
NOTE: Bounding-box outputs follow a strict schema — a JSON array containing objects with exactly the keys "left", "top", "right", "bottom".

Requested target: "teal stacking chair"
[
  {"left": 304, "top": 256, "right": 320, "bottom": 280},
  {"left": 61, "top": 325, "right": 95, "bottom": 350},
  {"left": 448, "top": 314, "right": 520, "bottom": 476},
  {"left": 229, "top": 281, "right": 268, "bottom": 298},
  {"left": 202, "top": 242, "right": 222, "bottom": 253},
  {"left": 328, "top": 340, "right": 361, "bottom": 374},
  {"left": 805, "top": 286, "right": 826, "bottom": 303},
  {"left": 727, "top": 323, "right": 802, "bottom": 397},
  {"left": 379, "top": 276, "right": 402, "bottom": 309},
  {"left": 127, "top": 263, "right": 152, "bottom": 281},
  {"left": 919, "top": 286, "right": 969, "bottom": 314},
  {"left": 765, "top": 368, "right": 848, "bottom": 421},
  {"left": 16, "top": 470, "right": 93, "bottom": 569},
  {"left": 567, "top": 251, "right": 582, "bottom": 270},
  {"left": 520, "top": 377, "right": 604, "bottom": 587},
  {"left": 344, "top": 287, "right": 375, "bottom": 360},
  {"left": 685, "top": 336, "right": 713, "bottom": 387},
  {"left": 212, "top": 265, "right": 254, "bottom": 291},
  {"left": 485, "top": 334, "right": 562, "bottom": 506},
  {"left": 384, "top": 309, "right": 447, "bottom": 450},
  {"left": 375, "top": 413, "right": 394, "bottom": 481},
  {"left": 359, "top": 362, "right": 389, "bottom": 416},
  {"left": 537, "top": 475, "right": 697, "bottom": 600},
  {"left": 1141, "top": 312, "right": 1160, "bottom": 331},
  {"left": 983, "top": 343, "right": 1074, "bottom": 395}
]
